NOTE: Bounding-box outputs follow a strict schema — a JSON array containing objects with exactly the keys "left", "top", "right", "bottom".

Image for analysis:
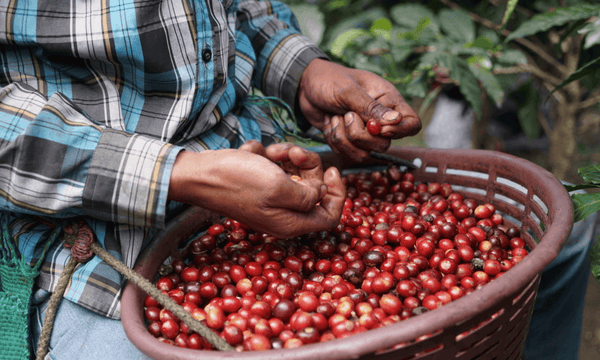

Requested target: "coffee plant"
[{"left": 285, "top": 0, "right": 600, "bottom": 181}]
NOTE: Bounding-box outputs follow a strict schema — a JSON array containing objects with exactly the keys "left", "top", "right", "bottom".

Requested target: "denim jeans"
[{"left": 30, "top": 297, "right": 152, "bottom": 360}]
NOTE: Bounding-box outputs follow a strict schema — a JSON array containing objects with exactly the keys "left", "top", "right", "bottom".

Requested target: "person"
[{"left": 0, "top": 0, "right": 420, "bottom": 358}]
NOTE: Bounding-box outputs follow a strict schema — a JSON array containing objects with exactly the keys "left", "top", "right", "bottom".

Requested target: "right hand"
[
  {"left": 168, "top": 142, "right": 345, "bottom": 239},
  {"left": 297, "top": 59, "right": 421, "bottom": 161}
]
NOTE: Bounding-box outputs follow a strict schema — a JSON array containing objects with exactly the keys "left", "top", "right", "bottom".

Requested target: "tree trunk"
[
  {"left": 549, "top": 102, "right": 577, "bottom": 181},
  {"left": 548, "top": 36, "right": 582, "bottom": 182}
]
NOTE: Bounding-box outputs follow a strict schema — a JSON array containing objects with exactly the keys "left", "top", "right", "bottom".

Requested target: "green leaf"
[
  {"left": 389, "top": 37, "right": 414, "bottom": 63},
  {"left": 509, "top": 80, "right": 541, "bottom": 140},
  {"left": 499, "top": 0, "right": 520, "bottom": 31},
  {"left": 331, "top": 28, "right": 371, "bottom": 57},
  {"left": 550, "top": 56, "right": 600, "bottom": 95},
  {"left": 466, "top": 55, "right": 492, "bottom": 69},
  {"left": 439, "top": 8, "right": 475, "bottom": 43},
  {"left": 451, "top": 46, "right": 489, "bottom": 57},
  {"left": 322, "top": 7, "right": 387, "bottom": 50},
  {"left": 578, "top": 164, "right": 600, "bottom": 184},
  {"left": 390, "top": 3, "right": 439, "bottom": 34},
  {"left": 419, "top": 85, "right": 442, "bottom": 115},
  {"left": 505, "top": 4, "right": 600, "bottom": 43},
  {"left": 559, "top": 19, "right": 589, "bottom": 44},
  {"left": 479, "top": 29, "right": 500, "bottom": 44},
  {"left": 370, "top": 18, "right": 393, "bottom": 40},
  {"left": 371, "top": 17, "right": 392, "bottom": 31},
  {"left": 469, "top": 66, "right": 505, "bottom": 107},
  {"left": 418, "top": 51, "right": 444, "bottom": 70},
  {"left": 324, "top": 0, "right": 349, "bottom": 11},
  {"left": 467, "top": 36, "right": 496, "bottom": 50},
  {"left": 572, "top": 192, "right": 600, "bottom": 222},
  {"left": 496, "top": 49, "right": 528, "bottom": 65},
  {"left": 590, "top": 238, "right": 600, "bottom": 285},
  {"left": 448, "top": 55, "right": 483, "bottom": 118},
  {"left": 565, "top": 184, "right": 600, "bottom": 192},
  {"left": 403, "top": 74, "right": 428, "bottom": 98},
  {"left": 582, "top": 20, "right": 600, "bottom": 49}
]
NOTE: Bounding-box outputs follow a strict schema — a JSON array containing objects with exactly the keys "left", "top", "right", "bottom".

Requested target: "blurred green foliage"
[{"left": 284, "top": 0, "right": 600, "bottom": 140}]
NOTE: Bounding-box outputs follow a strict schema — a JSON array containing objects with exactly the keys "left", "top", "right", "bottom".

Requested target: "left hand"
[
  {"left": 169, "top": 140, "right": 345, "bottom": 239},
  {"left": 297, "top": 58, "right": 421, "bottom": 161}
]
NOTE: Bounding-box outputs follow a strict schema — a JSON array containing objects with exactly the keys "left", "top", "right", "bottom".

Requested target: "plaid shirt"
[{"left": 0, "top": 0, "right": 325, "bottom": 319}]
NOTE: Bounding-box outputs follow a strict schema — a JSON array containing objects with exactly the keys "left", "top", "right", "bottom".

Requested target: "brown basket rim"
[{"left": 121, "top": 147, "right": 573, "bottom": 360}]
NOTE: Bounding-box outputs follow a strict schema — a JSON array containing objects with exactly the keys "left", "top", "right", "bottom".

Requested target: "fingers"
[
  {"left": 323, "top": 114, "right": 370, "bottom": 162},
  {"left": 273, "top": 175, "right": 328, "bottom": 213},
  {"left": 338, "top": 79, "right": 402, "bottom": 127},
  {"left": 238, "top": 140, "right": 267, "bottom": 156},
  {"left": 344, "top": 112, "right": 390, "bottom": 153},
  {"left": 265, "top": 143, "right": 324, "bottom": 180},
  {"left": 288, "top": 146, "right": 324, "bottom": 180},
  {"left": 312, "top": 166, "right": 345, "bottom": 223},
  {"left": 380, "top": 102, "right": 422, "bottom": 138},
  {"left": 271, "top": 166, "right": 345, "bottom": 237}
]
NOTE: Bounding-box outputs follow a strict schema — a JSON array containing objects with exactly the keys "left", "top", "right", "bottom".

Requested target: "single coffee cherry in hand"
[{"left": 366, "top": 120, "right": 382, "bottom": 136}]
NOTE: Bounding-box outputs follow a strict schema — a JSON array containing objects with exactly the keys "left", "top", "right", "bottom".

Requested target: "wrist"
[
  {"left": 168, "top": 150, "right": 214, "bottom": 203},
  {"left": 297, "top": 58, "right": 331, "bottom": 130}
]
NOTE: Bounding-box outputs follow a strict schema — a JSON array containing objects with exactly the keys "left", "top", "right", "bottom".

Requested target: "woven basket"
[{"left": 122, "top": 147, "right": 573, "bottom": 360}]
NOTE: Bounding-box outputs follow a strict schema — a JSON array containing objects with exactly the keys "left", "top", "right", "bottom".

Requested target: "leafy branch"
[
  {"left": 438, "top": 0, "right": 569, "bottom": 74},
  {"left": 565, "top": 165, "right": 600, "bottom": 222},
  {"left": 567, "top": 164, "right": 600, "bottom": 285}
]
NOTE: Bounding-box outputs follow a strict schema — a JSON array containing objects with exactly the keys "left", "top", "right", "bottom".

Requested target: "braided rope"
[
  {"left": 89, "top": 242, "right": 234, "bottom": 351},
  {"left": 36, "top": 220, "right": 234, "bottom": 358},
  {"left": 35, "top": 257, "right": 77, "bottom": 360}
]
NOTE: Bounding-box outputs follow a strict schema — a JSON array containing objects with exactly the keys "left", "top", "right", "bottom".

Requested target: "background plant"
[{"left": 285, "top": 0, "right": 600, "bottom": 182}]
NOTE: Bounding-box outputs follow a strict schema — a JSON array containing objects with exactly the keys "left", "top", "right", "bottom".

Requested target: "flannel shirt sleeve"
[
  {"left": 0, "top": 83, "right": 183, "bottom": 229},
  {"left": 237, "top": 0, "right": 328, "bottom": 110}
]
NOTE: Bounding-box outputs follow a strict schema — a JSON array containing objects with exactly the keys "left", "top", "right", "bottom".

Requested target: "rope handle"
[{"left": 36, "top": 220, "right": 234, "bottom": 360}]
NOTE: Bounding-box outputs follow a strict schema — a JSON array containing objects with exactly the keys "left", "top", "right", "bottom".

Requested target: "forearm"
[
  {"left": 236, "top": 0, "right": 327, "bottom": 108},
  {"left": 167, "top": 143, "right": 345, "bottom": 239},
  {"left": 0, "top": 83, "right": 181, "bottom": 228}
]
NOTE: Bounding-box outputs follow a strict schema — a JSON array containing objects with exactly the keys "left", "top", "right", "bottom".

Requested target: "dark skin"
[
  {"left": 298, "top": 59, "right": 421, "bottom": 161},
  {"left": 168, "top": 58, "right": 421, "bottom": 239}
]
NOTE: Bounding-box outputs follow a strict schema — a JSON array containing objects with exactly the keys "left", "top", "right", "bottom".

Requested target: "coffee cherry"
[
  {"left": 366, "top": 120, "right": 382, "bottom": 136},
  {"left": 146, "top": 166, "right": 527, "bottom": 352}
]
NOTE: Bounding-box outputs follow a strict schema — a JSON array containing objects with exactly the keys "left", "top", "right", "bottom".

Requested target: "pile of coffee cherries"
[{"left": 144, "top": 166, "right": 529, "bottom": 351}]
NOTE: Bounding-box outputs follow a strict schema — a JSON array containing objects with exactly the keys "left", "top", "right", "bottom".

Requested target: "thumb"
[
  {"left": 345, "top": 88, "right": 401, "bottom": 126},
  {"left": 278, "top": 178, "right": 328, "bottom": 213}
]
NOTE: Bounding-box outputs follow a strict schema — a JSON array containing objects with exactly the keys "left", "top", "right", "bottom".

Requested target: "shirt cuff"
[
  {"left": 258, "top": 32, "right": 328, "bottom": 128},
  {"left": 82, "top": 129, "right": 184, "bottom": 229}
]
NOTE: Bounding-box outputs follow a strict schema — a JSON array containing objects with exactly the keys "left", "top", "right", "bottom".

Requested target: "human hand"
[
  {"left": 297, "top": 58, "right": 421, "bottom": 161},
  {"left": 168, "top": 142, "right": 345, "bottom": 238},
  {"left": 238, "top": 140, "right": 324, "bottom": 180}
]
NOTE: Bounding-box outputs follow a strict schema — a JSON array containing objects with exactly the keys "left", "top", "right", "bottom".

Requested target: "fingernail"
[
  {"left": 331, "top": 115, "right": 339, "bottom": 126},
  {"left": 382, "top": 111, "right": 400, "bottom": 123},
  {"left": 345, "top": 113, "right": 354, "bottom": 127},
  {"left": 324, "top": 115, "right": 331, "bottom": 126}
]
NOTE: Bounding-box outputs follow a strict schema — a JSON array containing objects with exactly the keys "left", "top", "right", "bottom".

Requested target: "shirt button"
[{"left": 202, "top": 48, "right": 212, "bottom": 63}]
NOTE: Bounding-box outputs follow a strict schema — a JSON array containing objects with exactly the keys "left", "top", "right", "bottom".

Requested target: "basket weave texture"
[{"left": 122, "top": 147, "right": 573, "bottom": 360}]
